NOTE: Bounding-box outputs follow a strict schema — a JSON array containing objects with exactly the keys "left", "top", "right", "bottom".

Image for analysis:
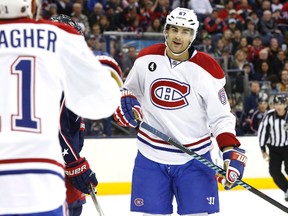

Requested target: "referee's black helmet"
[{"left": 273, "top": 95, "right": 287, "bottom": 104}]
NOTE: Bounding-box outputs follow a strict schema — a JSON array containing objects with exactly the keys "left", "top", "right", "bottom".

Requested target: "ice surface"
[{"left": 82, "top": 189, "right": 288, "bottom": 216}]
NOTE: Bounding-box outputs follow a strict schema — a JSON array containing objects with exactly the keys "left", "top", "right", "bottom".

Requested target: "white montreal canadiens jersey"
[
  {"left": 124, "top": 44, "right": 237, "bottom": 165},
  {"left": 0, "top": 18, "right": 119, "bottom": 214}
]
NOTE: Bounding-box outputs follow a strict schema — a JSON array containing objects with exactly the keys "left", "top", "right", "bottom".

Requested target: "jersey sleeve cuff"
[{"left": 216, "top": 132, "right": 241, "bottom": 151}]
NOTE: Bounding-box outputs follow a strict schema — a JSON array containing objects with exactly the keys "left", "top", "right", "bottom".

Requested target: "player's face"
[{"left": 166, "top": 25, "right": 193, "bottom": 58}]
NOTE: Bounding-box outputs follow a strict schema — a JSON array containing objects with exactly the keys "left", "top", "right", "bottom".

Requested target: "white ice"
[{"left": 81, "top": 189, "right": 288, "bottom": 216}]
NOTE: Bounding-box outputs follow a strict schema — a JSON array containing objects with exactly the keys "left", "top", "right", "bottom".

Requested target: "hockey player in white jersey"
[
  {"left": 113, "top": 7, "right": 247, "bottom": 216},
  {"left": 0, "top": 0, "right": 120, "bottom": 215}
]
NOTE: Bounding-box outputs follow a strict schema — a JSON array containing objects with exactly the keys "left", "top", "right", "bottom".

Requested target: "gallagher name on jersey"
[{"left": 0, "top": 28, "right": 57, "bottom": 52}]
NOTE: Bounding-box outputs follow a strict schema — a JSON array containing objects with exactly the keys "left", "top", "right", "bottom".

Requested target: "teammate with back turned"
[
  {"left": 0, "top": 0, "right": 120, "bottom": 215},
  {"left": 113, "top": 7, "right": 247, "bottom": 216}
]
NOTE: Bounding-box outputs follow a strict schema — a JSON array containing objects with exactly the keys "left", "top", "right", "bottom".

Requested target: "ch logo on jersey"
[
  {"left": 150, "top": 78, "right": 190, "bottom": 110},
  {"left": 148, "top": 62, "right": 157, "bottom": 72},
  {"left": 134, "top": 198, "right": 144, "bottom": 206}
]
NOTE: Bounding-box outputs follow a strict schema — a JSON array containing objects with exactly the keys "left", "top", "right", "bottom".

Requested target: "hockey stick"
[
  {"left": 140, "top": 121, "right": 288, "bottom": 214},
  {"left": 88, "top": 183, "right": 105, "bottom": 216}
]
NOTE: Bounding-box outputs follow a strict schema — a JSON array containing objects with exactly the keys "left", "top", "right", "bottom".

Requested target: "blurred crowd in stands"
[{"left": 41, "top": 0, "right": 288, "bottom": 137}]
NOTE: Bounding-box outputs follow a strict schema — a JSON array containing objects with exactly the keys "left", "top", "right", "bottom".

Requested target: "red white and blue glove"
[
  {"left": 113, "top": 90, "right": 143, "bottom": 128},
  {"left": 216, "top": 147, "right": 247, "bottom": 190},
  {"left": 65, "top": 157, "right": 98, "bottom": 194}
]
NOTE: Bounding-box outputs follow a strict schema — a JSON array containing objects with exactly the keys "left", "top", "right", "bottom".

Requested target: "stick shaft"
[
  {"left": 141, "top": 122, "right": 288, "bottom": 214},
  {"left": 88, "top": 184, "right": 105, "bottom": 216}
]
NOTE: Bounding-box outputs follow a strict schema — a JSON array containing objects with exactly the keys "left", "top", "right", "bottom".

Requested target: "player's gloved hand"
[
  {"left": 219, "top": 147, "right": 247, "bottom": 190},
  {"left": 113, "top": 90, "right": 143, "bottom": 128},
  {"left": 65, "top": 157, "right": 98, "bottom": 194},
  {"left": 97, "top": 55, "right": 123, "bottom": 88}
]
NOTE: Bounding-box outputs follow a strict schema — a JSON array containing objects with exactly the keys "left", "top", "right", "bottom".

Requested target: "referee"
[{"left": 258, "top": 94, "right": 288, "bottom": 201}]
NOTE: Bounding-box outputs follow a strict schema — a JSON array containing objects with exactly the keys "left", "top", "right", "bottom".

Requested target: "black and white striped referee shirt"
[{"left": 258, "top": 109, "right": 288, "bottom": 152}]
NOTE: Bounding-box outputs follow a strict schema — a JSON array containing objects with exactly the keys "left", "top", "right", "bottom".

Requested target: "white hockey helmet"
[
  {"left": 0, "top": 0, "right": 38, "bottom": 19},
  {"left": 165, "top": 7, "right": 199, "bottom": 42}
]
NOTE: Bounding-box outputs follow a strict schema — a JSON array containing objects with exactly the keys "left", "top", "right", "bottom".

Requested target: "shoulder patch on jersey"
[
  {"left": 218, "top": 88, "right": 227, "bottom": 105},
  {"left": 189, "top": 51, "right": 224, "bottom": 79},
  {"left": 137, "top": 43, "right": 166, "bottom": 59}
]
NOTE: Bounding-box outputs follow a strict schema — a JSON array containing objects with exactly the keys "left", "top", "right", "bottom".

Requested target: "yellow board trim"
[{"left": 95, "top": 178, "right": 278, "bottom": 195}]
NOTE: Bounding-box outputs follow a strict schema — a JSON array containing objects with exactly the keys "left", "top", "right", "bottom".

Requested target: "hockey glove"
[
  {"left": 65, "top": 157, "right": 98, "bottom": 194},
  {"left": 97, "top": 55, "right": 123, "bottom": 88},
  {"left": 221, "top": 147, "right": 247, "bottom": 190},
  {"left": 113, "top": 90, "right": 143, "bottom": 128}
]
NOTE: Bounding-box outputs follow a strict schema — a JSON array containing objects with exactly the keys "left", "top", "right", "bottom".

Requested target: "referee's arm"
[{"left": 258, "top": 113, "right": 270, "bottom": 153}]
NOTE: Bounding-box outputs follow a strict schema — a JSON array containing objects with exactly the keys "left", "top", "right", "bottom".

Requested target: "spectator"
[
  {"left": 271, "top": 0, "right": 283, "bottom": 13},
  {"left": 212, "top": 38, "right": 226, "bottom": 58},
  {"left": 268, "top": 37, "right": 281, "bottom": 62},
  {"left": 243, "top": 81, "right": 261, "bottom": 116},
  {"left": 277, "top": 2, "right": 288, "bottom": 35},
  {"left": 146, "top": 17, "right": 164, "bottom": 32},
  {"left": 236, "top": 0, "right": 253, "bottom": 21},
  {"left": 138, "top": 0, "right": 158, "bottom": 31},
  {"left": 259, "top": 10, "right": 283, "bottom": 45},
  {"left": 254, "top": 47, "right": 270, "bottom": 68},
  {"left": 242, "top": 95, "right": 269, "bottom": 135},
  {"left": 225, "top": 9, "right": 245, "bottom": 31},
  {"left": 153, "top": 0, "right": 170, "bottom": 24},
  {"left": 283, "top": 60, "right": 288, "bottom": 71},
  {"left": 204, "top": 9, "right": 227, "bottom": 41},
  {"left": 247, "top": 10, "right": 260, "bottom": 29},
  {"left": 201, "top": 34, "right": 213, "bottom": 54},
  {"left": 226, "top": 18, "right": 239, "bottom": 33},
  {"left": 267, "top": 74, "right": 280, "bottom": 93},
  {"left": 218, "top": 0, "right": 234, "bottom": 20},
  {"left": 271, "top": 49, "right": 287, "bottom": 78},
  {"left": 90, "top": 23, "right": 102, "bottom": 39},
  {"left": 228, "top": 49, "right": 249, "bottom": 94},
  {"left": 247, "top": 36, "right": 266, "bottom": 65},
  {"left": 242, "top": 19, "right": 261, "bottom": 44},
  {"left": 189, "top": 0, "right": 213, "bottom": 22},
  {"left": 86, "top": 33, "right": 97, "bottom": 51},
  {"left": 87, "top": 0, "right": 107, "bottom": 12},
  {"left": 109, "top": 36, "right": 123, "bottom": 69},
  {"left": 256, "top": 0, "right": 271, "bottom": 17},
  {"left": 104, "top": 2, "right": 122, "bottom": 31},
  {"left": 71, "top": 3, "right": 91, "bottom": 35},
  {"left": 220, "top": 29, "right": 233, "bottom": 52},
  {"left": 123, "top": 46, "right": 138, "bottom": 79},
  {"left": 229, "top": 49, "right": 248, "bottom": 70},
  {"left": 47, "top": 3, "right": 58, "bottom": 20},
  {"left": 93, "top": 38, "right": 110, "bottom": 56},
  {"left": 88, "top": 2, "right": 104, "bottom": 29},
  {"left": 233, "top": 36, "right": 249, "bottom": 55},
  {"left": 243, "top": 61, "right": 255, "bottom": 81},
  {"left": 123, "top": 5, "right": 142, "bottom": 32},
  {"left": 56, "top": 0, "right": 73, "bottom": 16},
  {"left": 99, "top": 15, "right": 113, "bottom": 32},
  {"left": 253, "top": 60, "right": 271, "bottom": 81},
  {"left": 231, "top": 29, "right": 243, "bottom": 54},
  {"left": 122, "top": 0, "right": 140, "bottom": 10},
  {"left": 277, "top": 69, "right": 288, "bottom": 92}
]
